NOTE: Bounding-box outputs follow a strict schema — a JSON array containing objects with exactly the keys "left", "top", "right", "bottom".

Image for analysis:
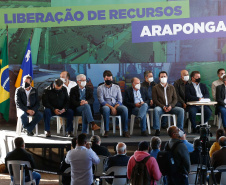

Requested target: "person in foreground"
[
  {"left": 65, "top": 133, "right": 100, "bottom": 185},
  {"left": 127, "top": 141, "right": 162, "bottom": 185},
  {"left": 5, "top": 137, "right": 41, "bottom": 185}
]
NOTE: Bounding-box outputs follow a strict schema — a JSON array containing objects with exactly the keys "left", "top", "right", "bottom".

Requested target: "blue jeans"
[
  {"left": 44, "top": 108, "right": 74, "bottom": 132},
  {"left": 20, "top": 111, "right": 43, "bottom": 133},
  {"left": 188, "top": 105, "right": 212, "bottom": 129},
  {"left": 100, "top": 105, "right": 128, "bottom": 132},
  {"left": 217, "top": 106, "right": 226, "bottom": 128},
  {"left": 153, "top": 106, "right": 184, "bottom": 130},
  {"left": 132, "top": 103, "right": 148, "bottom": 132},
  {"left": 75, "top": 104, "right": 94, "bottom": 133},
  {"left": 11, "top": 171, "right": 41, "bottom": 185}
]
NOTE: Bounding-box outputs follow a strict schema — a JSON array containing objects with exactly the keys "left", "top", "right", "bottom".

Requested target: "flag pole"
[{"left": 6, "top": 25, "right": 8, "bottom": 61}]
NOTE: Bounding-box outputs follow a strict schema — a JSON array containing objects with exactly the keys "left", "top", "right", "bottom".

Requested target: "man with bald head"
[
  {"left": 124, "top": 77, "right": 149, "bottom": 136},
  {"left": 104, "top": 142, "right": 129, "bottom": 184},
  {"left": 211, "top": 136, "right": 226, "bottom": 183},
  {"left": 174, "top": 70, "right": 191, "bottom": 109}
]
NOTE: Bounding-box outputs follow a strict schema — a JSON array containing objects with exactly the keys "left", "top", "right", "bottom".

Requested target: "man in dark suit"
[
  {"left": 5, "top": 137, "right": 41, "bottom": 185},
  {"left": 70, "top": 74, "right": 100, "bottom": 134},
  {"left": 90, "top": 135, "right": 111, "bottom": 157},
  {"left": 185, "top": 71, "right": 212, "bottom": 133},
  {"left": 124, "top": 77, "right": 149, "bottom": 136},
  {"left": 211, "top": 136, "right": 226, "bottom": 183},
  {"left": 104, "top": 142, "right": 129, "bottom": 184}
]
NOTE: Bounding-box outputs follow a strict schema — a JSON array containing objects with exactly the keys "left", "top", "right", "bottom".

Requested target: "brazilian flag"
[{"left": 0, "top": 36, "right": 10, "bottom": 121}]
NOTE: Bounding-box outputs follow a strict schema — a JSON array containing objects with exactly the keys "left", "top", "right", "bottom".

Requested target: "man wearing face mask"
[
  {"left": 174, "top": 70, "right": 191, "bottom": 109},
  {"left": 185, "top": 71, "right": 212, "bottom": 133},
  {"left": 141, "top": 71, "right": 156, "bottom": 108},
  {"left": 60, "top": 71, "right": 77, "bottom": 95},
  {"left": 164, "top": 126, "right": 190, "bottom": 185},
  {"left": 97, "top": 70, "right": 130, "bottom": 138},
  {"left": 152, "top": 71, "right": 184, "bottom": 136},
  {"left": 42, "top": 79, "right": 74, "bottom": 137},
  {"left": 124, "top": 77, "right": 149, "bottom": 136},
  {"left": 212, "top": 68, "right": 225, "bottom": 100},
  {"left": 70, "top": 74, "right": 100, "bottom": 134},
  {"left": 15, "top": 75, "right": 43, "bottom": 136}
]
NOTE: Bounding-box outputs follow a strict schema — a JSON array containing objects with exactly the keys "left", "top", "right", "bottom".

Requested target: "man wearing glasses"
[{"left": 70, "top": 74, "right": 100, "bottom": 134}]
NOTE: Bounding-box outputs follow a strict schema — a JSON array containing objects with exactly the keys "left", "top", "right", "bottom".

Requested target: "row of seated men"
[
  {"left": 5, "top": 127, "right": 226, "bottom": 185},
  {"left": 15, "top": 68, "right": 226, "bottom": 137}
]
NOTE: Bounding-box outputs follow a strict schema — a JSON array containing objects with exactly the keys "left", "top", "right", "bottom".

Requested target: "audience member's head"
[
  {"left": 181, "top": 70, "right": 189, "bottom": 82},
  {"left": 150, "top": 136, "right": 161, "bottom": 150},
  {"left": 138, "top": 141, "right": 149, "bottom": 152},
  {"left": 131, "top": 77, "right": 140, "bottom": 90},
  {"left": 22, "top": 75, "right": 32, "bottom": 90},
  {"left": 193, "top": 138, "right": 201, "bottom": 150},
  {"left": 14, "top": 137, "right": 25, "bottom": 148},
  {"left": 190, "top": 71, "right": 200, "bottom": 83},
  {"left": 90, "top": 135, "right": 101, "bottom": 145},
  {"left": 167, "top": 126, "right": 180, "bottom": 139},
  {"left": 144, "top": 71, "right": 154, "bottom": 83},
  {"left": 60, "top": 71, "right": 70, "bottom": 84},
  {"left": 54, "top": 79, "right": 63, "bottom": 90},
  {"left": 77, "top": 134, "right": 87, "bottom": 146},
  {"left": 159, "top": 71, "right": 168, "bottom": 84},
  {"left": 76, "top": 74, "right": 86, "bottom": 88},
  {"left": 103, "top": 70, "right": 113, "bottom": 86},
  {"left": 216, "top": 128, "right": 225, "bottom": 142},
  {"left": 218, "top": 136, "right": 226, "bottom": 147},
  {"left": 71, "top": 137, "right": 77, "bottom": 149},
  {"left": 217, "top": 68, "right": 225, "bottom": 79},
  {"left": 116, "top": 142, "right": 127, "bottom": 155}
]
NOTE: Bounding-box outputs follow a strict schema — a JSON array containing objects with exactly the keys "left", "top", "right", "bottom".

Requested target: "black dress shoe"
[
  {"left": 27, "top": 131, "right": 34, "bottom": 136},
  {"left": 141, "top": 131, "right": 148, "bottom": 136},
  {"left": 154, "top": 130, "right": 160, "bottom": 136},
  {"left": 161, "top": 125, "right": 168, "bottom": 129}
]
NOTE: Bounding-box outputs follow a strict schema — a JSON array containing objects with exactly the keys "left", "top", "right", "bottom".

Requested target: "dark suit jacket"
[
  {"left": 211, "top": 147, "right": 226, "bottom": 183},
  {"left": 91, "top": 143, "right": 111, "bottom": 157},
  {"left": 104, "top": 154, "right": 130, "bottom": 184},
  {"left": 123, "top": 87, "right": 149, "bottom": 114},
  {"left": 5, "top": 148, "right": 35, "bottom": 176},
  {"left": 70, "top": 86, "right": 94, "bottom": 110},
  {"left": 185, "top": 83, "right": 210, "bottom": 102},
  {"left": 216, "top": 84, "right": 226, "bottom": 107}
]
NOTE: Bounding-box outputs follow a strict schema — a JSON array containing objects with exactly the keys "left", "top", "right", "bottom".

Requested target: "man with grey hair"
[
  {"left": 150, "top": 136, "right": 161, "bottom": 159},
  {"left": 70, "top": 74, "right": 100, "bottom": 134},
  {"left": 104, "top": 142, "right": 129, "bottom": 184},
  {"left": 211, "top": 136, "right": 226, "bottom": 183},
  {"left": 60, "top": 71, "right": 77, "bottom": 95},
  {"left": 15, "top": 75, "right": 43, "bottom": 136}
]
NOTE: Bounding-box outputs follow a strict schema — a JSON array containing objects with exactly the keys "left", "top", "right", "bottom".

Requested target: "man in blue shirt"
[
  {"left": 97, "top": 70, "right": 130, "bottom": 138},
  {"left": 180, "top": 132, "right": 194, "bottom": 153}
]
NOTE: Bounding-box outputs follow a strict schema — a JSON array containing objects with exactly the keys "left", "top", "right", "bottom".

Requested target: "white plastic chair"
[
  {"left": 148, "top": 108, "right": 154, "bottom": 127},
  {"left": 73, "top": 116, "right": 94, "bottom": 136},
  {"left": 159, "top": 114, "right": 176, "bottom": 131},
  {"left": 16, "top": 116, "right": 38, "bottom": 136},
  {"left": 53, "top": 116, "right": 66, "bottom": 136},
  {"left": 186, "top": 112, "right": 201, "bottom": 133},
  {"left": 100, "top": 115, "right": 122, "bottom": 136},
  {"left": 218, "top": 113, "right": 223, "bottom": 129},
  {"left": 0, "top": 138, "right": 8, "bottom": 163},
  {"left": 105, "top": 166, "right": 128, "bottom": 185},
  {"left": 130, "top": 113, "right": 151, "bottom": 135},
  {"left": 216, "top": 165, "right": 226, "bottom": 185},
  {"left": 7, "top": 160, "right": 36, "bottom": 185},
  {"left": 94, "top": 155, "right": 108, "bottom": 177}
]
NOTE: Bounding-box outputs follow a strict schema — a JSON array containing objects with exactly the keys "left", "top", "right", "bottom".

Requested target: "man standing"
[
  {"left": 141, "top": 70, "right": 156, "bottom": 108},
  {"left": 70, "top": 74, "right": 100, "bottom": 134},
  {"left": 186, "top": 71, "right": 212, "bottom": 133},
  {"left": 105, "top": 142, "right": 129, "bottom": 184},
  {"left": 174, "top": 70, "right": 191, "bottom": 108},
  {"left": 165, "top": 126, "right": 190, "bottom": 185},
  {"left": 60, "top": 71, "right": 77, "bottom": 95},
  {"left": 65, "top": 134, "right": 100, "bottom": 185},
  {"left": 212, "top": 68, "right": 225, "bottom": 100},
  {"left": 42, "top": 79, "right": 74, "bottom": 137},
  {"left": 5, "top": 137, "right": 41, "bottom": 185},
  {"left": 124, "top": 77, "right": 149, "bottom": 136},
  {"left": 97, "top": 70, "right": 130, "bottom": 138},
  {"left": 15, "top": 75, "right": 43, "bottom": 136},
  {"left": 152, "top": 71, "right": 184, "bottom": 136}
]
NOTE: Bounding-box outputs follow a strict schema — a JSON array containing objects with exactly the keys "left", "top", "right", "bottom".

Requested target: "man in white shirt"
[
  {"left": 212, "top": 68, "right": 225, "bottom": 100},
  {"left": 65, "top": 134, "right": 100, "bottom": 185},
  {"left": 60, "top": 71, "right": 77, "bottom": 95},
  {"left": 15, "top": 75, "right": 43, "bottom": 136}
]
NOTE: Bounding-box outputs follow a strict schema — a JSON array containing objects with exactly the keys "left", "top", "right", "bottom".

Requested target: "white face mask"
[
  {"left": 183, "top": 75, "right": 189, "bottom": 81},
  {"left": 221, "top": 74, "right": 225, "bottom": 79},
  {"left": 135, "top": 83, "right": 141, "bottom": 90},
  {"left": 60, "top": 78, "right": 66, "bottom": 83},
  {"left": 160, "top": 77, "right": 167, "bottom": 84},
  {"left": 179, "top": 130, "right": 184, "bottom": 138},
  {"left": 80, "top": 81, "right": 86, "bottom": 87},
  {"left": 148, "top": 77, "right": 154, "bottom": 83}
]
